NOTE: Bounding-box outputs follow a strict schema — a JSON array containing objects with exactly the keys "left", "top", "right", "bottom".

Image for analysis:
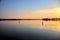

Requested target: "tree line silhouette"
[{"left": 0, "top": 18, "right": 60, "bottom": 21}]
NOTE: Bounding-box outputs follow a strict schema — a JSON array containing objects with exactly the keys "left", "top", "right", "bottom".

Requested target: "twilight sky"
[{"left": 0, "top": 0, "right": 60, "bottom": 19}]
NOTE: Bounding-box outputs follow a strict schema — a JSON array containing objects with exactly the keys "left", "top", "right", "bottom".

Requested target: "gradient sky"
[{"left": 0, "top": 0, "right": 60, "bottom": 18}]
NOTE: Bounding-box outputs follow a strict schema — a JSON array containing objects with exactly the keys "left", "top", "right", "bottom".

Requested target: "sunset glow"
[
  {"left": 57, "top": 8, "right": 60, "bottom": 15},
  {"left": 1, "top": 0, "right": 60, "bottom": 18},
  {"left": 0, "top": 0, "right": 60, "bottom": 40}
]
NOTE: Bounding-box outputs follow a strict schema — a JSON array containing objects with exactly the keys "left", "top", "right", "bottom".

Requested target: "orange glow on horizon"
[{"left": 4, "top": 7, "right": 60, "bottom": 19}]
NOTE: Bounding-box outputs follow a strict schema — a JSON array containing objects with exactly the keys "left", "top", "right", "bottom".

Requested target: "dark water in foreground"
[{"left": 0, "top": 20, "right": 60, "bottom": 40}]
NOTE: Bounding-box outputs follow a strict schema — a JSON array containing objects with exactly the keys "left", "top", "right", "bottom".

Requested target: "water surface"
[{"left": 0, "top": 20, "right": 60, "bottom": 40}]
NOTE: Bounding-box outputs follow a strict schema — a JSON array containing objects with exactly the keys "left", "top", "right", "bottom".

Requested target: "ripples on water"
[{"left": 0, "top": 20, "right": 60, "bottom": 40}]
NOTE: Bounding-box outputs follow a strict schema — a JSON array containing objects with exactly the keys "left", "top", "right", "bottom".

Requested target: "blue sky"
[{"left": 0, "top": 0, "right": 59, "bottom": 18}]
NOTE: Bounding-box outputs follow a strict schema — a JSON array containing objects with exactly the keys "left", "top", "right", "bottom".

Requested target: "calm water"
[{"left": 0, "top": 20, "right": 60, "bottom": 40}]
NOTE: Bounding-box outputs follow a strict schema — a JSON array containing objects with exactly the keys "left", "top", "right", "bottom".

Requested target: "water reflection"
[
  {"left": 42, "top": 21, "right": 44, "bottom": 26},
  {"left": 18, "top": 20, "right": 44, "bottom": 26},
  {"left": 0, "top": 20, "right": 60, "bottom": 40},
  {"left": 18, "top": 20, "right": 20, "bottom": 24},
  {"left": 17, "top": 20, "right": 60, "bottom": 32},
  {"left": 0, "top": 20, "right": 60, "bottom": 32}
]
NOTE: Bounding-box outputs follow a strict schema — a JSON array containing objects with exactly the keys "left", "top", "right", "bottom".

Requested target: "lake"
[{"left": 0, "top": 20, "right": 60, "bottom": 40}]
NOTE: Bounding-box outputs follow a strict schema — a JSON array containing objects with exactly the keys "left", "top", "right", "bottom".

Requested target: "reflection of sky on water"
[
  {"left": 15, "top": 20, "right": 60, "bottom": 32},
  {"left": 0, "top": 20, "right": 60, "bottom": 39}
]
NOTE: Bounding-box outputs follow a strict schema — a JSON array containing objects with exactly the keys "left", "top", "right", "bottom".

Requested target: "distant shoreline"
[
  {"left": 0, "top": 19, "right": 41, "bottom": 21},
  {"left": 0, "top": 18, "right": 60, "bottom": 21}
]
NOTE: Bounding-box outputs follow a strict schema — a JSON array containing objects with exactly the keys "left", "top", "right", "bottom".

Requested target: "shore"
[{"left": 0, "top": 18, "right": 60, "bottom": 21}]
